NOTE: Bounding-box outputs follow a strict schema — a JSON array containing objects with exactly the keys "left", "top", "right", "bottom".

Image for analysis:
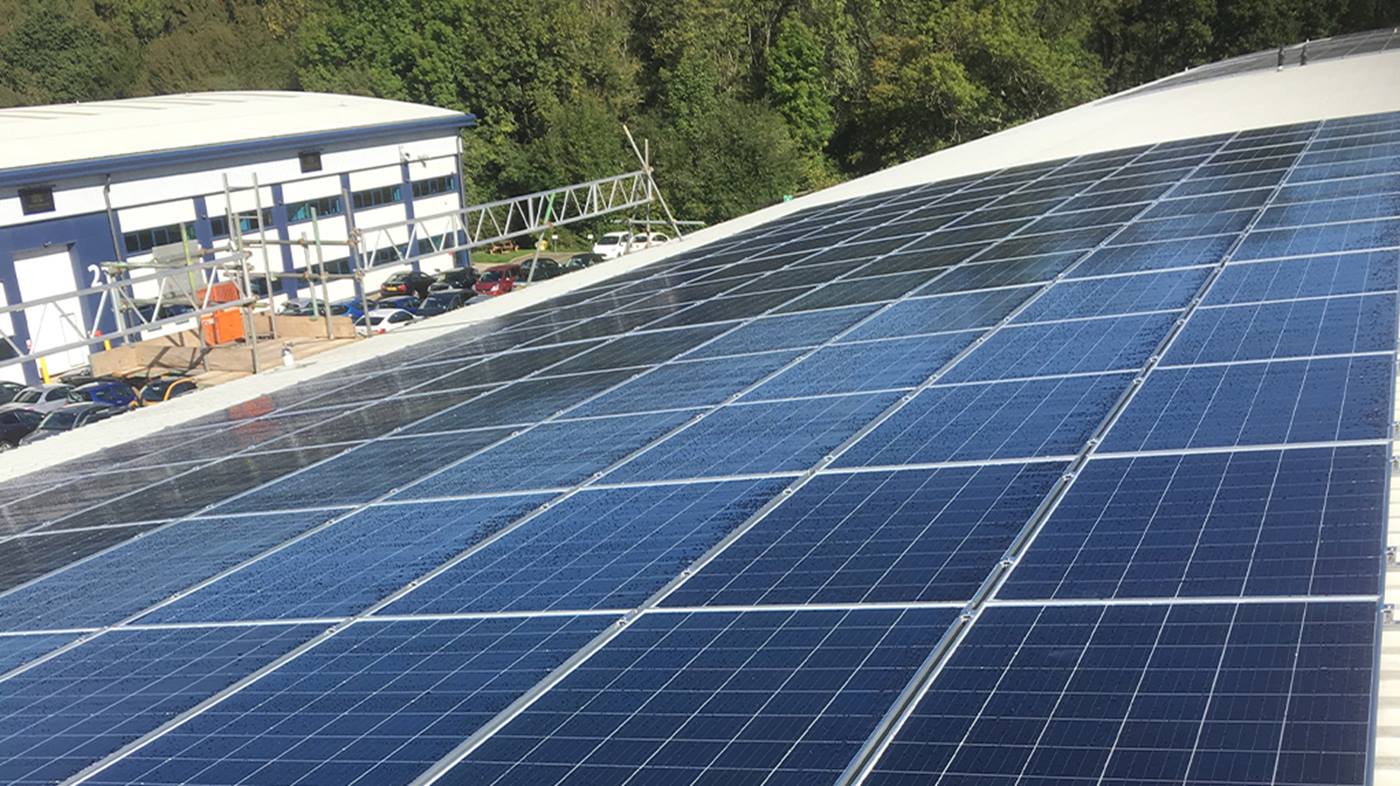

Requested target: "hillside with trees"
[{"left": 2, "top": 0, "right": 1396, "bottom": 225}]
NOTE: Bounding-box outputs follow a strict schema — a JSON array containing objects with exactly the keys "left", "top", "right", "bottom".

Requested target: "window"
[
  {"left": 351, "top": 185, "right": 402, "bottom": 210},
  {"left": 298, "top": 151, "right": 323, "bottom": 173},
  {"left": 210, "top": 209, "right": 274, "bottom": 238},
  {"left": 286, "top": 196, "right": 342, "bottom": 223},
  {"left": 123, "top": 222, "right": 198, "bottom": 254},
  {"left": 18, "top": 186, "right": 55, "bottom": 215},
  {"left": 411, "top": 175, "right": 457, "bottom": 199}
]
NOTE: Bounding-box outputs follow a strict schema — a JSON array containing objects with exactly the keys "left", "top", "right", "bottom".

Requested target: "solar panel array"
[
  {"left": 0, "top": 107, "right": 1396, "bottom": 786},
  {"left": 1120, "top": 27, "right": 1400, "bottom": 98}
]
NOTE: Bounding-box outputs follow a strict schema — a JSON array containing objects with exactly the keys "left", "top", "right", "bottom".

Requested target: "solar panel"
[{"left": 1, "top": 105, "right": 1396, "bottom": 786}]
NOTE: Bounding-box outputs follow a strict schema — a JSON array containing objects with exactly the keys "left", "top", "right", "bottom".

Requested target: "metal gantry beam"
[{"left": 353, "top": 169, "right": 655, "bottom": 269}]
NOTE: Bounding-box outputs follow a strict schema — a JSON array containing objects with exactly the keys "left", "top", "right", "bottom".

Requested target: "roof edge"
[{"left": 0, "top": 113, "right": 476, "bottom": 188}]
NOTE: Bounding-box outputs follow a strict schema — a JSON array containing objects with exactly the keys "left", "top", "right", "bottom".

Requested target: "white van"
[{"left": 591, "top": 231, "right": 671, "bottom": 260}]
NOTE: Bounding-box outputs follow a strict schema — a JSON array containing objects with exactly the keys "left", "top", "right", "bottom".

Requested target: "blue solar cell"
[
  {"left": 1165, "top": 293, "right": 1397, "bottom": 365},
  {"left": 1001, "top": 446, "right": 1386, "bottom": 600},
  {"left": 665, "top": 462, "right": 1063, "bottom": 607},
  {"left": 834, "top": 372, "right": 1133, "bottom": 467},
  {"left": 981, "top": 226, "right": 1121, "bottom": 262},
  {"left": 571, "top": 351, "right": 802, "bottom": 417},
  {"left": 214, "top": 428, "right": 516, "bottom": 514},
  {"left": 1102, "top": 355, "right": 1391, "bottom": 453},
  {"left": 686, "top": 305, "right": 880, "bottom": 359},
  {"left": 1109, "top": 209, "right": 1255, "bottom": 245},
  {"left": 142, "top": 495, "right": 546, "bottom": 624},
  {"left": 85, "top": 616, "right": 610, "bottom": 786},
  {"left": 396, "top": 410, "right": 697, "bottom": 498},
  {"left": 0, "top": 512, "right": 338, "bottom": 631},
  {"left": 1289, "top": 154, "right": 1400, "bottom": 183},
  {"left": 844, "top": 287, "right": 1037, "bottom": 342},
  {"left": 437, "top": 607, "right": 957, "bottom": 786},
  {"left": 609, "top": 392, "right": 900, "bottom": 483},
  {"left": 865, "top": 602, "right": 1375, "bottom": 786},
  {"left": 943, "top": 312, "right": 1175, "bottom": 382},
  {"left": 401, "top": 370, "right": 636, "bottom": 436},
  {"left": 1278, "top": 172, "right": 1400, "bottom": 203},
  {"left": 383, "top": 478, "right": 786, "bottom": 615},
  {"left": 1257, "top": 192, "right": 1400, "bottom": 229},
  {"left": 0, "top": 623, "right": 318, "bottom": 785},
  {"left": 1207, "top": 251, "right": 1399, "bottom": 304},
  {"left": 546, "top": 324, "right": 733, "bottom": 375},
  {"left": 0, "top": 633, "right": 76, "bottom": 674},
  {"left": 1015, "top": 268, "right": 1210, "bottom": 322},
  {"left": 747, "top": 332, "right": 977, "bottom": 399},
  {"left": 921, "top": 253, "right": 1082, "bottom": 294},
  {"left": 1072, "top": 235, "right": 1233, "bottom": 276},
  {"left": 1234, "top": 217, "right": 1400, "bottom": 261},
  {"left": 773, "top": 269, "right": 947, "bottom": 314}
]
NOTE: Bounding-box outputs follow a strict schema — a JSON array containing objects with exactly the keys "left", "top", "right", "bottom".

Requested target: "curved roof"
[{"left": 0, "top": 91, "right": 475, "bottom": 185}]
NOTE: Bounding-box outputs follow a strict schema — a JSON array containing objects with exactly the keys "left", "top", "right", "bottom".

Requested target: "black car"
[
  {"left": 19, "top": 402, "right": 122, "bottom": 446},
  {"left": 380, "top": 270, "right": 436, "bottom": 299},
  {"left": 562, "top": 252, "right": 603, "bottom": 272},
  {"left": 428, "top": 267, "right": 478, "bottom": 292},
  {"left": 517, "top": 258, "right": 563, "bottom": 282},
  {"left": 418, "top": 290, "right": 471, "bottom": 317},
  {"left": 0, "top": 381, "right": 26, "bottom": 405},
  {"left": 0, "top": 408, "right": 42, "bottom": 449}
]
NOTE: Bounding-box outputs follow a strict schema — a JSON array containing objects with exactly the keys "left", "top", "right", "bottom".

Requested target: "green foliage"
[{"left": 2, "top": 0, "right": 1398, "bottom": 227}]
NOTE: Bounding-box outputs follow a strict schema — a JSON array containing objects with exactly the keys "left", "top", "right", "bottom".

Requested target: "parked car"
[
  {"left": 517, "top": 258, "right": 564, "bottom": 282},
  {"left": 380, "top": 271, "right": 436, "bottom": 299},
  {"left": 429, "top": 267, "right": 478, "bottom": 292},
  {"left": 280, "top": 298, "right": 321, "bottom": 316},
  {"left": 562, "top": 252, "right": 603, "bottom": 272},
  {"left": 0, "top": 381, "right": 26, "bottom": 405},
  {"left": 373, "top": 295, "right": 421, "bottom": 315},
  {"left": 0, "top": 408, "right": 43, "bottom": 449},
  {"left": 474, "top": 264, "right": 521, "bottom": 296},
  {"left": 133, "top": 301, "right": 196, "bottom": 323},
  {"left": 591, "top": 231, "right": 671, "bottom": 260},
  {"left": 355, "top": 308, "right": 416, "bottom": 336},
  {"left": 20, "top": 402, "right": 123, "bottom": 446},
  {"left": 418, "top": 290, "right": 470, "bottom": 317},
  {"left": 3, "top": 384, "right": 74, "bottom": 415},
  {"left": 139, "top": 376, "right": 198, "bottom": 405},
  {"left": 67, "top": 380, "right": 138, "bottom": 410}
]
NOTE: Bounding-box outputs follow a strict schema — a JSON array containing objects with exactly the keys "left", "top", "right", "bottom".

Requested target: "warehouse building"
[{"left": 0, "top": 91, "right": 476, "bottom": 383}]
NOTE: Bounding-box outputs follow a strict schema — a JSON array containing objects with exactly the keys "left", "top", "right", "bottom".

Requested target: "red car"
[{"left": 474, "top": 264, "right": 521, "bottom": 296}]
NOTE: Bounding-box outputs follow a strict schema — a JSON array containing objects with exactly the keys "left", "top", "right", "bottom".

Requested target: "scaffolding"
[{"left": 0, "top": 132, "right": 684, "bottom": 382}]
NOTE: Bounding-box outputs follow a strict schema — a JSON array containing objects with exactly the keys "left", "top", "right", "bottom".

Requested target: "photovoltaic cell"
[
  {"left": 85, "top": 616, "right": 611, "bottom": 786},
  {"left": 921, "top": 253, "right": 1081, "bottom": 294},
  {"left": 843, "top": 287, "right": 1037, "bottom": 342},
  {"left": 1102, "top": 355, "right": 1391, "bottom": 453},
  {"left": 941, "top": 312, "right": 1175, "bottom": 383},
  {"left": 1014, "top": 267, "right": 1210, "bottom": 323},
  {"left": 570, "top": 351, "right": 803, "bottom": 417},
  {"left": 1001, "top": 446, "right": 1386, "bottom": 601},
  {"left": 1165, "top": 293, "right": 1397, "bottom": 365},
  {"left": 834, "top": 372, "right": 1133, "bottom": 466},
  {"left": 213, "top": 429, "right": 517, "bottom": 514},
  {"left": 1207, "top": 251, "right": 1399, "bottom": 304},
  {"left": 383, "top": 478, "right": 787, "bottom": 615},
  {"left": 0, "top": 512, "right": 338, "bottom": 632},
  {"left": 865, "top": 602, "right": 1376, "bottom": 786},
  {"left": 0, "top": 633, "right": 77, "bottom": 675},
  {"left": 0, "top": 623, "right": 319, "bottom": 785},
  {"left": 746, "top": 332, "right": 977, "bottom": 399},
  {"left": 142, "top": 495, "right": 547, "bottom": 624},
  {"left": 436, "top": 607, "right": 956, "bottom": 786},
  {"left": 395, "top": 410, "right": 696, "bottom": 498},
  {"left": 686, "top": 305, "right": 879, "bottom": 359},
  {"left": 0, "top": 523, "right": 166, "bottom": 593},
  {"left": 664, "top": 462, "right": 1064, "bottom": 607},
  {"left": 607, "top": 392, "right": 899, "bottom": 483}
]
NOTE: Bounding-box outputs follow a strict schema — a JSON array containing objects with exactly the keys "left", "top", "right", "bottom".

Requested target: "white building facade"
[{"left": 0, "top": 91, "right": 476, "bottom": 384}]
